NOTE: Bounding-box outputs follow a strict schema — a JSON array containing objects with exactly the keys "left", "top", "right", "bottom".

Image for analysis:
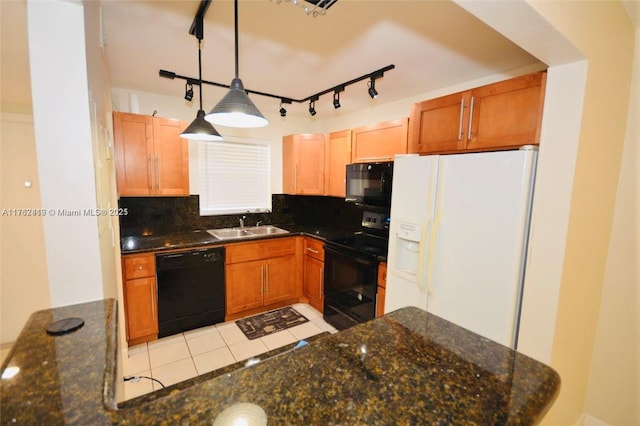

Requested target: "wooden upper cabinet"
[
  {"left": 351, "top": 118, "right": 408, "bottom": 163},
  {"left": 325, "top": 130, "right": 352, "bottom": 198},
  {"left": 466, "top": 71, "right": 546, "bottom": 150},
  {"left": 151, "top": 117, "right": 190, "bottom": 196},
  {"left": 114, "top": 113, "right": 154, "bottom": 195},
  {"left": 114, "top": 112, "right": 189, "bottom": 196},
  {"left": 409, "top": 71, "right": 547, "bottom": 154},
  {"left": 283, "top": 133, "right": 326, "bottom": 195},
  {"left": 408, "top": 91, "right": 470, "bottom": 154}
]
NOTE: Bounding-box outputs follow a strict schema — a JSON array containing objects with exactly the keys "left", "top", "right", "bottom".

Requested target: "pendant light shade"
[
  {"left": 205, "top": 0, "right": 268, "bottom": 128},
  {"left": 205, "top": 78, "right": 268, "bottom": 128},
  {"left": 180, "top": 21, "right": 222, "bottom": 141},
  {"left": 181, "top": 109, "right": 222, "bottom": 141}
]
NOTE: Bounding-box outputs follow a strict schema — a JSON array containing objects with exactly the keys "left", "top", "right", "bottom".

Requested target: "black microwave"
[{"left": 345, "top": 162, "right": 393, "bottom": 207}]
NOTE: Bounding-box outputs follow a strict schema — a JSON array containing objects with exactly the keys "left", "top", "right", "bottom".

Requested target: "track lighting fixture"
[
  {"left": 333, "top": 90, "right": 341, "bottom": 109},
  {"left": 279, "top": 98, "right": 291, "bottom": 117},
  {"left": 184, "top": 82, "right": 194, "bottom": 102},
  {"left": 308, "top": 98, "right": 317, "bottom": 116},
  {"left": 205, "top": 0, "right": 268, "bottom": 128},
  {"left": 161, "top": 1, "right": 396, "bottom": 121},
  {"left": 368, "top": 78, "right": 379, "bottom": 99},
  {"left": 180, "top": 14, "right": 222, "bottom": 141}
]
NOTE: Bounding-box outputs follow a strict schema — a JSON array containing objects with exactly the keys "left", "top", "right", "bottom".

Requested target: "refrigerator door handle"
[
  {"left": 416, "top": 219, "right": 431, "bottom": 292},
  {"left": 427, "top": 216, "right": 442, "bottom": 297},
  {"left": 427, "top": 158, "right": 444, "bottom": 299}
]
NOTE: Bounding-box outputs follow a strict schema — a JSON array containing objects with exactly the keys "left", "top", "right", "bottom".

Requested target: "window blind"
[{"left": 198, "top": 138, "right": 271, "bottom": 215}]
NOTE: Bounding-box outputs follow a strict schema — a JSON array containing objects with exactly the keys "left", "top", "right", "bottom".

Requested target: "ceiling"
[{"left": 1, "top": 0, "right": 545, "bottom": 118}]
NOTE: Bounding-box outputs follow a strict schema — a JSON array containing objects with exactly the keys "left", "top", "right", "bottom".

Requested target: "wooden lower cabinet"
[
  {"left": 263, "top": 255, "right": 300, "bottom": 306},
  {"left": 303, "top": 237, "right": 324, "bottom": 312},
  {"left": 225, "top": 260, "right": 264, "bottom": 314},
  {"left": 376, "top": 262, "right": 387, "bottom": 317},
  {"left": 225, "top": 237, "right": 303, "bottom": 320},
  {"left": 122, "top": 253, "right": 158, "bottom": 345}
]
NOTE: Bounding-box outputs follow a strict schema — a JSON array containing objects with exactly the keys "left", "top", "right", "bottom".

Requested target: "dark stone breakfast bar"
[{"left": 0, "top": 299, "right": 559, "bottom": 424}]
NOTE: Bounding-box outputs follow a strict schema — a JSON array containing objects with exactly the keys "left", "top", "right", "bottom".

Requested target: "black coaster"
[{"left": 46, "top": 317, "right": 85, "bottom": 336}]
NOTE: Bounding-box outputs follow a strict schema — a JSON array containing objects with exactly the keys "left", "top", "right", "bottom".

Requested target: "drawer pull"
[{"left": 306, "top": 247, "right": 319, "bottom": 254}]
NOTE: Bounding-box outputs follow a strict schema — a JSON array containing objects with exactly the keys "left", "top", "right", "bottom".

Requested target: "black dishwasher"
[{"left": 156, "top": 247, "right": 225, "bottom": 338}]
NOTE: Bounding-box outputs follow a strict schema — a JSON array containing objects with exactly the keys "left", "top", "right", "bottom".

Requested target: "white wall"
[
  {"left": 583, "top": 21, "right": 640, "bottom": 426},
  {"left": 27, "top": 0, "right": 103, "bottom": 306},
  {"left": 0, "top": 113, "right": 51, "bottom": 343}
]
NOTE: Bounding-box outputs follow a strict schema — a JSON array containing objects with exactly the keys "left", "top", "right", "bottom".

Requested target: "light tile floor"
[{"left": 121, "top": 303, "right": 336, "bottom": 401}]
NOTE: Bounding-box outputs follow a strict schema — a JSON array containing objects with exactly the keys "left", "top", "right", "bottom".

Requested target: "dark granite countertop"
[
  {"left": 119, "top": 224, "right": 357, "bottom": 255},
  {"left": 1, "top": 299, "right": 559, "bottom": 425}
]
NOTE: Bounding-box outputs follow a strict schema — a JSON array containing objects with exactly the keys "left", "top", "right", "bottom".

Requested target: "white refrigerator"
[{"left": 385, "top": 147, "right": 537, "bottom": 348}]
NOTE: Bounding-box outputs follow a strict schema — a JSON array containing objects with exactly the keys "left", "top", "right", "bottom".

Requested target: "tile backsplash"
[{"left": 118, "top": 194, "right": 388, "bottom": 237}]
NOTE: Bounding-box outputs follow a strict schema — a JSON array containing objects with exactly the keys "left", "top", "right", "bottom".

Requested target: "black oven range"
[{"left": 323, "top": 211, "right": 389, "bottom": 331}]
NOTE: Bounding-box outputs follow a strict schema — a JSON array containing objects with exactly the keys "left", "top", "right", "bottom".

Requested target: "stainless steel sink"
[
  {"left": 207, "top": 225, "right": 289, "bottom": 240},
  {"left": 208, "top": 228, "right": 253, "bottom": 239},
  {"left": 246, "top": 225, "right": 289, "bottom": 236}
]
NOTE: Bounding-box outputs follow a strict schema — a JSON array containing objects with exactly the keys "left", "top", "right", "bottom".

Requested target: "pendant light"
[
  {"left": 205, "top": 0, "right": 268, "bottom": 128},
  {"left": 181, "top": 34, "right": 223, "bottom": 141}
]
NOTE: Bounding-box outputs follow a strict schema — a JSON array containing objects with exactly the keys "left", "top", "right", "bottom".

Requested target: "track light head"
[
  {"left": 308, "top": 99, "right": 317, "bottom": 116},
  {"left": 367, "top": 79, "right": 378, "bottom": 99},
  {"left": 333, "top": 90, "right": 341, "bottom": 109},
  {"left": 185, "top": 82, "right": 194, "bottom": 102},
  {"left": 279, "top": 98, "right": 291, "bottom": 117}
]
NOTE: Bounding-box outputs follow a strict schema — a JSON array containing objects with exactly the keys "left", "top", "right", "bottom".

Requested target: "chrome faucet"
[
  {"left": 256, "top": 220, "right": 263, "bottom": 227},
  {"left": 239, "top": 215, "right": 246, "bottom": 228}
]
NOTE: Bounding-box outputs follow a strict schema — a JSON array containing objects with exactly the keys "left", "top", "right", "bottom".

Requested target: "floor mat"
[{"left": 236, "top": 307, "right": 309, "bottom": 340}]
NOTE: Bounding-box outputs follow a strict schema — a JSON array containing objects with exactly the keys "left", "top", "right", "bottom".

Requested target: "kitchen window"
[{"left": 198, "top": 137, "right": 271, "bottom": 215}]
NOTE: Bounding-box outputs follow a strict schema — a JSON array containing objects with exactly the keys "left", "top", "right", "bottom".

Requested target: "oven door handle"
[{"left": 323, "top": 244, "right": 378, "bottom": 266}]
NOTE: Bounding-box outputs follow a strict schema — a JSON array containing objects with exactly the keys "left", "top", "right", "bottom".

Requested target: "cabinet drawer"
[
  {"left": 226, "top": 238, "right": 296, "bottom": 264},
  {"left": 123, "top": 254, "right": 156, "bottom": 280},
  {"left": 377, "top": 262, "right": 387, "bottom": 288},
  {"left": 304, "top": 238, "right": 324, "bottom": 261}
]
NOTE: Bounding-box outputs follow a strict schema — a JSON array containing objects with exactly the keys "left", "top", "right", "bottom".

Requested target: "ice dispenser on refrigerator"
[{"left": 392, "top": 221, "right": 422, "bottom": 281}]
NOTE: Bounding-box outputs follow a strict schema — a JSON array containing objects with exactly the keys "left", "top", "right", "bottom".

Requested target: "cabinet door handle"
[
  {"left": 265, "top": 264, "right": 269, "bottom": 294},
  {"left": 319, "top": 268, "right": 323, "bottom": 298},
  {"left": 259, "top": 265, "right": 264, "bottom": 295},
  {"left": 467, "top": 96, "right": 475, "bottom": 140},
  {"left": 306, "top": 247, "right": 319, "bottom": 254},
  {"left": 156, "top": 155, "right": 161, "bottom": 191},
  {"left": 147, "top": 154, "right": 154, "bottom": 190},
  {"left": 151, "top": 283, "right": 157, "bottom": 320},
  {"left": 458, "top": 97, "right": 465, "bottom": 141}
]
